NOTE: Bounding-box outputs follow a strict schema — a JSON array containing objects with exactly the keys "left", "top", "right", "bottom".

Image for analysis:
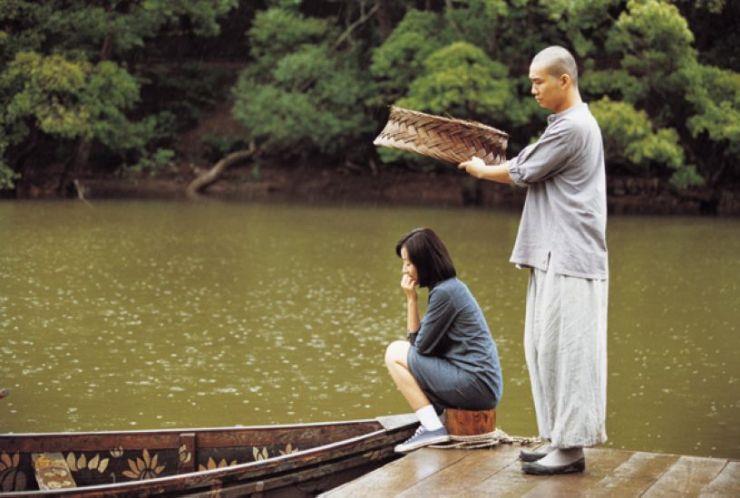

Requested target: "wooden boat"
[{"left": 0, "top": 414, "right": 417, "bottom": 497}]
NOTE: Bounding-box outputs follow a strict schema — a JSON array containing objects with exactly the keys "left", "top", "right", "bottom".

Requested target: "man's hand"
[
  {"left": 459, "top": 156, "right": 513, "bottom": 184},
  {"left": 458, "top": 156, "right": 486, "bottom": 179}
]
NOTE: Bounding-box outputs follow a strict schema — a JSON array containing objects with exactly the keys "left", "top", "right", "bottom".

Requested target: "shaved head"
[{"left": 531, "top": 46, "right": 578, "bottom": 87}]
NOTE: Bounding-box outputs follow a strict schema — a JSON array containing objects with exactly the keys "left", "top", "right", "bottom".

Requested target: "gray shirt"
[
  {"left": 507, "top": 103, "right": 608, "bottom": 279},
  {"left": 409, "top": 277, "right": 503, "bottom": 401}
]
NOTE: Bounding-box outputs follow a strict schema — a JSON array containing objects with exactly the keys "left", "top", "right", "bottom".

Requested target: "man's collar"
[{"left": 548, "top": 102, "right": 587, "bottom": 123}]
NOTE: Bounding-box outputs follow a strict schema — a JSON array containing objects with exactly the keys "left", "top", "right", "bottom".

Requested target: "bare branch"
[
  {"left": 186, "top": 142, "right": 257, "bottom": 199},
  {"left": 333, "top": 2, "right": 379, "bottom": 51}
]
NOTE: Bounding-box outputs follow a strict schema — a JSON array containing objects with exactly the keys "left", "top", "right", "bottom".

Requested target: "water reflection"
[{"left": 0, "top": 200, "right": 738, "bottom": 459}]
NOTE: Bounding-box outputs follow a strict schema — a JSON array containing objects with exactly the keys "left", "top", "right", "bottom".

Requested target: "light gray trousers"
[{"left": 524, "top": 267, "right": 608, "bottom": 448}]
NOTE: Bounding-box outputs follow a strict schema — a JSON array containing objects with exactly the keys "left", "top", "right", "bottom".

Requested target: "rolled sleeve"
[
  {"left": 407, "top": 331, "right": 418, "bottom": 345},
  {"left": 507, "top": 158, "right": 529, "bottom": 187},
  {"left": 508, "top": 120, "right": 575, "bottom": 186}
]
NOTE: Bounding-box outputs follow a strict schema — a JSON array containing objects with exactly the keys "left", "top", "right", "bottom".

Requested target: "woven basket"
[{"left": 373, "top": 106, "right": 509, "bottom": 165}]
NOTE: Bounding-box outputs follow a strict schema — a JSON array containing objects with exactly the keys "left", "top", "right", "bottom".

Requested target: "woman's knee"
[{"left": 384, "top": 340, "right": 409, "bottom": 367}]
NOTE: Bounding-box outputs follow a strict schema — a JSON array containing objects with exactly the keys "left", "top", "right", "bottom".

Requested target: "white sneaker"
[{"left": 394, "top": 425, "right": 450, "bottom": 453}]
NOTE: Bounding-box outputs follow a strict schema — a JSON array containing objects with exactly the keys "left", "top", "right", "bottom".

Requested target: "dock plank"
[
  {"left": 323, "top": 445, "right": 737, "bottom": 498},
  {"left": 643, "top": 455, "right": 727, "bottom": 497},
  {"left": 321, "top": 447, "right": 468, "bottom": 497},
  {"left": 699, "top": 461, "right": 740, "bottom": 497},
  {"left": 520, "top": 448, "right": 632, "bottom": 498},
  {"left": 463, "top": 458, "right": 547, "bottom": 497},
  {"left": 453, "top": 442, "right": 550, "bottom": 498},
  {"left": 395, "top": 444, "right": 521, "bottom": 497},
  {"left": 589, "top": 451, "right": 679, "bottom": 497}
]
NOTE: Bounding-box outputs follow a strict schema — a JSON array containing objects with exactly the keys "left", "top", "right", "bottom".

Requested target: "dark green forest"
[{"left": 1, "top": 1, "right": 738, "bottom": 211}]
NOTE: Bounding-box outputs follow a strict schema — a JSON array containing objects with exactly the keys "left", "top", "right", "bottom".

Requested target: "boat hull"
[{"left": 0, "top": 414, "right": 417, "bottom": 497}]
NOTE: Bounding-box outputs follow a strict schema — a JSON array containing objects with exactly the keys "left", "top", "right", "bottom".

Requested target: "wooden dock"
[{"left": 320, "top": 443, "right": 738, "bottom": 497}]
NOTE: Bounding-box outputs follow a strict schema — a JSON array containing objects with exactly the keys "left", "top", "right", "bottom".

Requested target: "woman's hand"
[{"left": 401, "top": 273, "right": 418, "bottom": 300}]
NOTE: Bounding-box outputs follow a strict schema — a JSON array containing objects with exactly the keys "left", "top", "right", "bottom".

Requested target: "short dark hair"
[
  {"left": 395, "top": 228, "right": 456, "bottom": 288},
  {"left": 532, "top": 45, "right": 579, "bottom": 87}
]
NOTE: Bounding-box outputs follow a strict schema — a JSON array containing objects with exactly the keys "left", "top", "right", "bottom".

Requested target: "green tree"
[
  {"left": 1, "top": 0, "right": 737, "bottom": 208},
  {"left": 369, "top": 9, "right": 450, "bottom": 107},
  {"left": 590, "top": 97, "right": 688, "bottom": 180},
  {"left": 672, "top": 0, "right": 739, "bottom": 70},
  {"left": 399, "top": 42, "right": 529, "bottom": 126},
  {"left": 600, "top": 0, "right": 739, "bottom": 203},
  {"left": 0, "top": 0, "right": 237, "bottom": 193},
  {"left": 683, "top": 64, "right": 740, "bottom": 192},
  {"left": 232, "top": 7, "right": 375, "bottom": 162}
]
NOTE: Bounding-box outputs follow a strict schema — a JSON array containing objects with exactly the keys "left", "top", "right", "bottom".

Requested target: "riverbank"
[{"left": 6, "top": 162, "right": 740, "bottom": 215}]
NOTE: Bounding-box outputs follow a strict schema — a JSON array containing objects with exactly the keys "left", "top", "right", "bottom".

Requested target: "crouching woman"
[{"left": 385, "top": 228, "right": 503, "bottom": 453}]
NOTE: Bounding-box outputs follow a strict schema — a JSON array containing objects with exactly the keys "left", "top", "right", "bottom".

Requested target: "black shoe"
[
  {"left": 519, "top": 448, "right": 550, "bottom": 462},
  {"left": 521, "top": 457, "right": 586, "bottom": 475}
]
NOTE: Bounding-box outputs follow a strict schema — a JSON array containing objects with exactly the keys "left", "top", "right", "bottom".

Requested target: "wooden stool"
[{"left": 444, "top": 408, "right": 496, "bottom": 436}]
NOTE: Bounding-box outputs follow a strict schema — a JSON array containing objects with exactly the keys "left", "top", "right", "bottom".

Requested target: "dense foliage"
[
  {"left": 1, "top": 0, "right": 738, "bottom": 209},
  {"left": 0, "top": 0, "right": 238, "bottom": 192}
]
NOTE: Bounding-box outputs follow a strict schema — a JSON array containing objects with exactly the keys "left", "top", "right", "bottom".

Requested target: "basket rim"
[{"left": 387, "top": 105, "right": 509, "bottom": 139}]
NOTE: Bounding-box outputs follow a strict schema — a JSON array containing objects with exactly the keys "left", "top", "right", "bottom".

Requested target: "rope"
[{"left": 429, "top": 428, "right": 542, "bottom": 450}]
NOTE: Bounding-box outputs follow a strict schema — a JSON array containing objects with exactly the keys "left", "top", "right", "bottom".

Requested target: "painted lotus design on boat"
[
  {"left": 122, "top": 449, "right": 164, "bottom": 480},
  {"left": 198, "top": 457, "right": 238, "bottom": 472},
  {"left": 0, "top": 414, "right": 418, "bottom": 495},
  {"left": 279, "top": 443, "right": 298, "bottom": 456},
  {"left": 0, "top": 452, "right": 26, "bottom": 492},
  {"left": 178, "top": 444, "right": 192, "bottom": 464},
  {"left": 65, "top": 453, "right": 109, "bottom": 473},
  {"left": 252, "top": 447, "right": 269, "bottom": 462}
]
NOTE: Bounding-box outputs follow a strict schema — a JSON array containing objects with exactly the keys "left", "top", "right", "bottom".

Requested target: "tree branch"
[
  {"left": 186, "top": 142, "right": 257, "bottom": 199},
  {"left": 333, "top": 2, "right": 379, "bottom": 51}
]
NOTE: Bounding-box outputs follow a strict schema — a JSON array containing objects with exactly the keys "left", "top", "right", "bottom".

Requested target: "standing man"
[{"left": 459, "top": 46, "right": 608, "bottom": 475}]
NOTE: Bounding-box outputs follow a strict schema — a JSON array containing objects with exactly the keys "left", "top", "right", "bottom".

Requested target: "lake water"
[{"left": 0, "top": 200, "right": 738, "bottom": 459}]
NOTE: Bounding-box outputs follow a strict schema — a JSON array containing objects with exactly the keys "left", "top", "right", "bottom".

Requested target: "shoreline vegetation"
[
  {"left": 1, "top": 1, "right": 738, "bottom": 214},
  {"left": 6, "top": 162, "right": 738, "bottom": 216}
]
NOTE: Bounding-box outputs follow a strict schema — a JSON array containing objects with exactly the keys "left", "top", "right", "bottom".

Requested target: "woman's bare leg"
[{"left": 384, "top": 340, "right": 431, "bottom": 411}]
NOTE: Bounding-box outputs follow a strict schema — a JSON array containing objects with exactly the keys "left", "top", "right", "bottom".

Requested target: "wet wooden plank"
[
  {"left": 322, "top": 444, "right": 736, "bottom": 498},
  {"left": 643, "top": 455, "right": 727, "bottom": 497},
  {"left": 589, "top": 451, "right": 679, "bottom": 497},
  {"left": 453, "top": 442, "right": 549, "bottom": 497},
  {"left": 519, "top": 448, "right": 632, "bottom": 497},
  {"left": 321, "top": 448, "right": 469, "bottom": 497},
  {"left": 395, "top": 444, "right": 521, "bottom": 496},
  {"left": 699, "top": 461, "right": 740, "bottom": 497},
  {"left": 463, "top": 458, "right": 545, "bottom": 496}
]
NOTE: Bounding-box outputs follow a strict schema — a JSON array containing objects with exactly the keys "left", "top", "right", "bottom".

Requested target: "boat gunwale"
[
  {"left": 0, "top": 417, "right": 381, "bottom": 439},
  {"left": 0, "top": 417, "right": 415, "bottom": 497}
]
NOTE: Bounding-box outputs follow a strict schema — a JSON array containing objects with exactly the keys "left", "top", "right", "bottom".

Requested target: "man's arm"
[{"left": 458, "top": 157, "right": 513, "bottom": 184}]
